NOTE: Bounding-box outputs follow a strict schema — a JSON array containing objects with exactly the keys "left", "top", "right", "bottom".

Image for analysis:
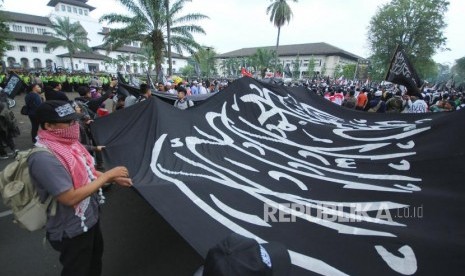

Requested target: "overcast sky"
[{"left": 3, "top": 0, "right": 464, "bottom": 64}]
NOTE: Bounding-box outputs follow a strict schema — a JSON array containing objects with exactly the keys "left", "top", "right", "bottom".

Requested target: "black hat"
[
  {"left": 36, "top": 100, "right": 80, "bottom": 124},
  {"left": 202, "top": 233, "right": 291, "bottom": 276}
]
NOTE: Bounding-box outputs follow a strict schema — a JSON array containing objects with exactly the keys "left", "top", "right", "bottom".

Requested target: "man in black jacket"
[
  {"left": 74, "top": 80, "right": 117, "bottom": 117},
  {"left": 45, "top": 82, "right": 69, "bottom": 102}
]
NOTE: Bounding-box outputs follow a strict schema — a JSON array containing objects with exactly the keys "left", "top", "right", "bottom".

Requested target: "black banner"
[
  {"left": 2, "top": 73, "right": 25, "bottom": 99},
  {"left": 92, "top": 77, "right": 465, "bottom": 275},
  {"left": 385, "top": 45, "right": 423, "bottom": 95}
]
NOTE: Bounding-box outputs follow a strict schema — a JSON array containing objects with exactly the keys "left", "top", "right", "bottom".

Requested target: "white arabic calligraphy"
[{"left": 151, "top": 84, "right": 431, "bottom": 275}]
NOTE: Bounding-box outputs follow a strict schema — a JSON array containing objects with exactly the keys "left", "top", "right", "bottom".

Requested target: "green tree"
[
  {"left": 320, "top": 63, "right": 327, "bottom": 77},
  {"left": 138, "top": 45, "right": 155, "bottom": 72},
  {"left": 367, "top": 0, "right": 449, "bottom": 81},
  {"left": 341, "top": 64, "right": 356, "bottom": 80},
  {"left": 333, "top": 63, "right": 343, "bottom": 78},
  {"left": 292, "top": 55, "right": 301, "bottom": 79},
  {"left": 180, "top": 64, "right": 195, "bottom": 78},
  {"left": 266, "top": 0, "right": 298, "bottom": 69},
  {"left": 251, "top": 48, "right": 275, "bottom": 78},
  {"left": 219, "top": 59, "right": 229, "bottom": 77},
  {"left": 0, "top": 6, "right": 11, "bottom": 60},
  {"left": 192, "top": 47, "right": 217, "bottom": 79},
  {"left": 100, "top": 0, "right": 208, "bottom": 79},
  {"left": 307, "top": 56, "right": 316, "bottom": 78},
  {"left": 227, "top": 58, "right": 240, "bottom": 77},
  {"left": 451, "top": 57, "right": 465, "bottom": 80},
  {"left": 46, "top": 17, "right": 90, "bottom": 72}
]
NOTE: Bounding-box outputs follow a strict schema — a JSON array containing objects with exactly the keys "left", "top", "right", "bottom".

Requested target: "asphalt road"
[{"left": 0, "top": 91, "right": 203, "bottom": 276}]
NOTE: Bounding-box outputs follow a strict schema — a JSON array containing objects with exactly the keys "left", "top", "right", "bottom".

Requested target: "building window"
[
  {"left": 73, "top": 7, "right": 77, "bottom": 13},
  {"left": 20, "top": 58, "right": 29, "bottom": 69},
  {"left": 32, "top": 47, "right": 39, "bottom": 53},
  {"left": 61, "top": 4, "right": 65, "bottom": 11},
  {"left": 84, "top": 10, "right": 88, "bottom": 16},
  {"left": 67, "top": 6, "right": 71, "bottom": 12},
  {"left": 46, "top": 59, "right": 53, "bottom": 68},
  {"left": 44, "top": 48, "right": 50, "bottom": 53},
  {"left": 79, "top": 9, "right": 83, "bottom": 15},
  {"left": 19, "top": 45, "right": 26, "bottom": 52},
  {"left": 25, "top": 26, "right": 35, "bottom": 34},
  {"left": 12, "top": 25, "right": 22, "bottom": 32},
  {"left": 33, "top": 58, "right": 42, "bottom": 69},
  {"left": 7, "top": 57, "right": 16, "bottom": 67},
  {"left": 37, "top": 28, "right": 46, "bottom": 35}
]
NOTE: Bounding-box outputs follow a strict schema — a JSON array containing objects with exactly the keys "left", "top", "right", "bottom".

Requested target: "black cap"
[
  {"left": 36, "top": 100, "right": 80, "bottom": 124},
  {"left": 203, "top": 233, "right": 291, "bottom": 276}
]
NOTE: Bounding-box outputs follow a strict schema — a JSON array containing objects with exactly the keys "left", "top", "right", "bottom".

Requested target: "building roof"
[
  {"left": 93, "top": 44, "right": 143, "bottom": 54},
  {"left": 57, "top": 51, "right": 109, "bottom": 60},
  {"left": 217, "top": 42, "right": 362, "bottom": 61},
  {"left": 98, "top": 27, "right": 110, "bottom": 35},
  {"left": 0, "top": 11, "right": 51, "bottom": 26},
  {"left": 9, "top": 32, "right": 55, "bottom": 44},
  {"left": 92, "top": 44, "right": 187, "bottom": 59},
  {"left": 47, "top": 0, "right": 95, "bottom": 11}
]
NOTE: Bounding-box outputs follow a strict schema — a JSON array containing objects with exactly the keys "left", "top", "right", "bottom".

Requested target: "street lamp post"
[{"left": 205, "top": 46, "right": 212, "bottom": 80}]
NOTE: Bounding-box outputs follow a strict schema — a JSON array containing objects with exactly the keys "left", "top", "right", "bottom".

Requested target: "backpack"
[
  {"left": 368, "top": 100, "right": 383, "bottom": 113},
  {"left": 0, "top": 147, "right": 56, "bottom": 231}
]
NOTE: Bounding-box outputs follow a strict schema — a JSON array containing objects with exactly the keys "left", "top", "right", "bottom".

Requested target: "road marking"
[{"left": 0, "top": 210, "right": 13, "bottom": 218}]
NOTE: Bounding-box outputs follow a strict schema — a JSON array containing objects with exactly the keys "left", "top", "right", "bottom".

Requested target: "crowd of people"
[
  {"left": 0, "top": 69, "right": 463, "bottom": 275},
  {"left": 301, "top": 79, "right": 465, "bottom": 113}
]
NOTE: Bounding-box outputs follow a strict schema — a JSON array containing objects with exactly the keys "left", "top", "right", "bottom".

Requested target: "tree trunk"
[
  {"left": 69, "top": 55, "right": 74, "bottom": 73},
  {"left": 152, "top": 30, "right": 164, "bottom": 82},
  {"left": 275, "top": 26, "right": 281, "bottom": 70},
  {"left": 165, "top": 0, "right": 173, "bottom": 77}
]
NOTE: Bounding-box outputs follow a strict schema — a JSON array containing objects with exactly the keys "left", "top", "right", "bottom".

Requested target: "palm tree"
[
  {"left": 266, "top": 0, "right": 298, "bottom": 69},
  {"left": 166, "top": 0, "right": 209, "bottom": 76},
  {"left": 192, "top": 47, "right": 217, "bottom": 79},
  {"left": 251, "top": 48, "right": 276, "bottom": 78},
  {"left": 100, "top": 0, "right": 208, "bottom": 80},
  {"left": 46, "top": 17, "right": 91, "bottom": 72}
]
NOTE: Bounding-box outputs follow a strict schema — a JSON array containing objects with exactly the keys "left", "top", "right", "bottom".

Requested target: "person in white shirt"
[
  {"left": 198, "top": 83, "right": 208, "bottom": 94},
  {"left": 403, "top": 95, "right": 428, "bottom": 113}
]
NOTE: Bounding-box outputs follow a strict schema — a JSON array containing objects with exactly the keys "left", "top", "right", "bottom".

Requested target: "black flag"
[
  {"left": 2, "top": 72, "right": 26, "bottom": 98},
  {"left": 284, "top": 64, "right": 292, "bottom": 78},
  {"left": 385, "top": 45, "right": 423, "bottom": 95},
  {"left": 92, "top": 77, "right": 465, "bottom": 276}
]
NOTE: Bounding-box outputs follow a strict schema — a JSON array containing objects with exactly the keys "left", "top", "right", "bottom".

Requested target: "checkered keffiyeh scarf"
[{"left": 36, "top": 123, "right": 98, "bottom": 231}]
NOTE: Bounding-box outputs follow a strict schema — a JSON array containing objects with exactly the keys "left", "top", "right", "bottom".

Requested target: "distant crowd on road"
[{"left": 285, "top": 78, "right": 464, "bottom": 113}]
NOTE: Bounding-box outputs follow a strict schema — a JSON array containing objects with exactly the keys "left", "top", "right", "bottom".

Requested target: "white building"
[
  {"left": 216, "top": 42, "right": 362, "bottom": 78},
  {"left": 1, "top": 0, "right": 188, "bottom": 74}
]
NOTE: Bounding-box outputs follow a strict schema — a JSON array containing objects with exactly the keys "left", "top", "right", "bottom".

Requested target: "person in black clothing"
[
  {"left": 0, "top": 95, "right": 19, "bottom": 158},
  {"left": 25, "top": 83, "right": 44, "bottom": 143},
  {"left": 136, "top": 83, "right": 151, "bottom": 103},
  {"left": 74, "top": 80, "right": 117, "bottom": 118},
  {"left": 45, "top": 81, "right": 69, "bottom": 102}
]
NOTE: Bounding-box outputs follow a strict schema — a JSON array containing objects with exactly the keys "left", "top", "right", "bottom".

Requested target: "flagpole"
[
  {"left": 353, "top": 59, "right": 359, "bottom": 81},
  {"left": 384, "top": 44, "right": 401, "bottom": 81}
]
